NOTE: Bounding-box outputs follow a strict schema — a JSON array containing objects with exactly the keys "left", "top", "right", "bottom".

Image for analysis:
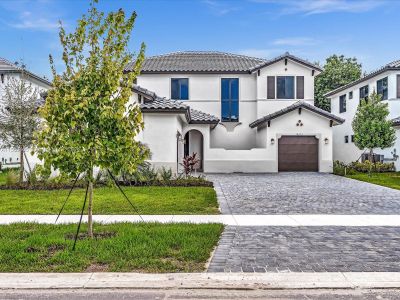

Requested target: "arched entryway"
[{"left": 184, "top": 129, "right": 204, "bottom": 172}]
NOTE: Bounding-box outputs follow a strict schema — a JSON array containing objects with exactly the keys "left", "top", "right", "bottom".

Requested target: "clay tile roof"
[{"left": 132, "top": 84, "right": 219, "bottom": 125}]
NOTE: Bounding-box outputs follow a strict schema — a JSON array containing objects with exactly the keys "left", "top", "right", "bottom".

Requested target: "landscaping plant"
[
  {"left": 181, "top": 152, "right": 200, "bottom": 177},
  {"left": 0, "top": 69, "right": 40, "bottom": 182},
  {"left": 352, "top": 91, "right": 396, "bottom": 175},
  {"left": 34, "top": 0, "right": 148, "bottom": 237}
]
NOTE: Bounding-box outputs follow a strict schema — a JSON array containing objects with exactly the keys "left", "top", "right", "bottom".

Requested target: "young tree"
[
  {"left": 0, "top": 73, "right": 40, "bottom": 182},
  {"left": 315, "top": 55, "right": 362, "bottom": 111},
  {"left": 352, "top": 91, "right": 396, "bottom": 164},
  {"left": 34, "top": 1, "right": 148, "bottom": 237}
]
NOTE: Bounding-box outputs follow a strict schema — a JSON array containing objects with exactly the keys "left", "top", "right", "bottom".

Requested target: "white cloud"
[
  {"left": 10, "top": 15, "right": 59, "bottom": 31},
  {"left": 202, "top": 0, "right": 239, "bottom": 16},
  {"left": 251, "top": 0, "right": 385, "bottom": 15},
  {"left": 272, "top": 37, "right": 317, "bottom": 46},
  {"left": 0, "top": 1, "right": 61, "bottom": 31}
]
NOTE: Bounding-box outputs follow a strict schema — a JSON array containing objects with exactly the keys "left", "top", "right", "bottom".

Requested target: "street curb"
[{"left": 2, "top": 272, "right": 400, "bottom": 290}]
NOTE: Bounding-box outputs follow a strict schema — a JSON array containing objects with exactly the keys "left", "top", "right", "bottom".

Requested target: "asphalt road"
[{"left": 1, "top": 289, "right": 400, "bottom": 299}]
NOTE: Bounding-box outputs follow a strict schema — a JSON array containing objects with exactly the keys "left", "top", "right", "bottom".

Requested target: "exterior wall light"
[
  {"left": 271, "top": 138, "right": 275, "bottom": 145},
  {"left": 324, "top": 138, "right": 329, "bottom": 145}
]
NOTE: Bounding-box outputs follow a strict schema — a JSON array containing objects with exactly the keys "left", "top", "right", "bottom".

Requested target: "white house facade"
[
  {"left": 326, "top": 60, "right": 400, "bottom": 170},
  {"left": 0, "top": 57, "right": 52, "bottom": 168},
  {"left": 128, "top": 51, "right": 344, "bottom": 173}
]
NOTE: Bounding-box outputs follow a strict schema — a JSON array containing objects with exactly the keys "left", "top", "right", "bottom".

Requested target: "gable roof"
[
  {"left": 132, "top": 84, "right": 219, "bottom": 126},
  {"left": 249, "top": 52, "right": 322, "bottom": 72},
  {"left": 0, "top": 57, "right": 52, "bottom": 87},
  {"left": 325, "top": 59, "right": 400, "bottom": 97},
  {"left": 249, "top": 101, "right": 344, "bottom": 128},
  {"left": 126, "top": 51, "right": 320, "bottom": 74}
]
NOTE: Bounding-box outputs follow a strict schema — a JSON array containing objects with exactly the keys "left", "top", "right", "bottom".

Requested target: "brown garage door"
[{"left": 278, "top": 136, "right": 318, "bottom": 172}]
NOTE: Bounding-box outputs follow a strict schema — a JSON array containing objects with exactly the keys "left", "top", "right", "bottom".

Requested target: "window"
[
  {"left": 339, "top": 94, "right": 346, "bottom": 113},
  {"left": 277, "top": 76, "right": 294, "bottom": 99},
  {"left": 221, "top": 78, "right": 239, "bottom": 122},
  {"left": 359, "top": 85, "right": 369, "bottom": 103},
  {"left": 345, "top": 135, "right": 349, "bottom": 143},
  {"left": 349, "top": 91, "right": 353, "bottom": 99},
  {"left": 0, "top": 74, "right": 3, "bottom": 84},
  {"left": 351, "top": 135, "right": 354, "bottom": 143},
  {"left": 377, "top": 77, "right": 388, "bottom": 100},
  {"left": 397, "top": 75, "right": 400, "bottom": 99},
  {"left": 171, "top": 78, "right": 189, "bottom": 100}
]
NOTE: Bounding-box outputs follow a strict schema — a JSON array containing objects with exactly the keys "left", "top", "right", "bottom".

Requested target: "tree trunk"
[
  {"left": 87, "top": 168, "right": 94, "bottom": 238},
  {"left": 19, "top": 147, "right": 24, "bottom": 183},
  {"left": 368, "top": 148, "right": 374, "bottom": 177},
  {"left": 88, "top": 180, "right": 94, "bottom": 238}
]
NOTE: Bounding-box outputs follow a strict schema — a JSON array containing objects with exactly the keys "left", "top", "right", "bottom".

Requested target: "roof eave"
[
  {"left": 249, "top": 104, "right": 344, "bottom": 128},
  {"left": 325, "top": 67, "right": 400, "bottom": 98},
  {"left": 249, "top": 56, "right": 322, "bottom": 73},
  {"left": 138, "top": 70, "right": 251, "bottom": 74}
]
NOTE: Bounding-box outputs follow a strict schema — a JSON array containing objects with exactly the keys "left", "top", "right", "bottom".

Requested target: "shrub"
[
  {"left": 6, "top": 170, "right": 19, "bottom": 186},
  {"left": 158, "top": 167, "right": 173, "bottom": 184},
  {"left": 334, "top": 160, "right": 395, "bottom": 176},
  {"left": 180, "top": 153, "right": 200, "bottom": 176},
  {"left": 350, "top": 161, "right": 395, "bottom": 173}
]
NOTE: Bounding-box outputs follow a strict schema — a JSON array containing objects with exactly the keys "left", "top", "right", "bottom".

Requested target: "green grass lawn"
[
  {"left": 0, "top": 222, "right": 223, "bottom": 272},
  {"left": 0, "top": 186, "right": 219, "bottom": 214},
  {"left": 346, "top": 172, "right": 400, "bottom": 190}
]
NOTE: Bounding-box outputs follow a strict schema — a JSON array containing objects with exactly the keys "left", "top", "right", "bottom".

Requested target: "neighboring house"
[
  {"left": 0, "top": 57, "right": 52, "bottom": 169},
  {"left": 127, "top": 51, "right": 344, "bottom": 173},
  {"left": 326, "top": 59, "right": 400, "bottom": 170}
]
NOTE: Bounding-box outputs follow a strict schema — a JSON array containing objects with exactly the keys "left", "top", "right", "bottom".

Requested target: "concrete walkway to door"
[{"left": 207, "top": 172, "right": 400, "bottom": 214}]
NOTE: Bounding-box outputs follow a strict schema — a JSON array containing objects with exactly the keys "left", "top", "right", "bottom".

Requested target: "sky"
[{"left": 0, "top": 0, "right": 399, "bottom": 80}]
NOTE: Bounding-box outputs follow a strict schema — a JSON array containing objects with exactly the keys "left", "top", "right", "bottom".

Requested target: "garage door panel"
[{"left": 278, "top": 136, "right": 318, "bottom": 172}]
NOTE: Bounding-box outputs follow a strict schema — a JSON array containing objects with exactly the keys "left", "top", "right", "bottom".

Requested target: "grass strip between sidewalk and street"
[
  {"left": 0, "top": 222, "right": 223, "bottom": 272},
  {"left": 0, "top": 186, "right": 219, "bottom": 215}
]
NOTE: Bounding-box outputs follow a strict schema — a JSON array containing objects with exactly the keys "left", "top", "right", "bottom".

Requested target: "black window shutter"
[
  {"left": 397, "top": 75, "right": 400, "bottom": 99},
  {"left": 267, "top": 76, "right": 275, "bottom": 99},
  {"left": 296, "top": 76, "right": 304, "bottom": 99}
]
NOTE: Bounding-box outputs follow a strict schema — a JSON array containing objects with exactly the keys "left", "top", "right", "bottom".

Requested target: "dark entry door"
[{"left": 278, "top": 136, "right": 318, "bottom": 172}]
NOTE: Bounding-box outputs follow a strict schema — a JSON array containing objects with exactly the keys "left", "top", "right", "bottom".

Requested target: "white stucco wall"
[
  {"left": 137, "top": 59, "right": 319, "bottom": 151},
  {"left": 330, "top": 70, "right": 400, "bottom": 169},
  {"left": 140, "top": 113, "right": 184, "bottom": 173}
]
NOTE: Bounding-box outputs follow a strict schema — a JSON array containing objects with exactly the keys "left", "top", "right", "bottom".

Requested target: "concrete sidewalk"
[
  {"left": 2, "top": 272, "right": 400, "bottom": 290},
  {"left": 2, "top": 214, "right": 400, "bottom": 226}
]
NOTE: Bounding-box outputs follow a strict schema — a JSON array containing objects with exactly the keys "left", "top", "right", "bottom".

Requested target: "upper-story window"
[
  {"left": 349, "top": 91, "right": 353, "bottom": 99},
  {"left": 339, "top": 94, "right": 346, "bottom": 113},
  {"left": 0, "top": 74, "right": 4, "bottom": 84},
  {"left": 377, "top": 77, "right": 388, "bottom": 100},
  {"left": 359, "top": 85, "right": 369, "bottom": 103},
  {"left": 277, "top": 76, "right": 294, "bottom": 99},
  {"left": 171, "top": 78, "right": 189, "bottom": 100},
  {"left": 221, "top": 78, "right": 239, "bottom": 122}
]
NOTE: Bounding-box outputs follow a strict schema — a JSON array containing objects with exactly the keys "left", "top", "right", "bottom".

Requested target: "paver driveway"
[
  {"left": 208, "top": 172, "right": 400, "bottom": 214},
  {"left": 207, "top": 173, "right": 400, "bottom": 273}
]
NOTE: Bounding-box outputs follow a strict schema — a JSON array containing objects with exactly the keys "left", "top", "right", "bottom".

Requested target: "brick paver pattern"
[
  {"left": 208, "top": 226, "right": 400, "bottom": 273},
  {"left": 208, "top": 173, "right": 400, "bottom": 214}
]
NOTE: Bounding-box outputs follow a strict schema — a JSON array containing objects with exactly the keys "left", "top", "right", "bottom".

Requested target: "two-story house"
[
  {"left": 127, "top": 51, "right": 344, "bottom": 173},
  {"left": 326, "top": 60, "right": 400, "bottom": 170},
  {"left": 0, "top": 57, "right": 52, "bottom": 168}
]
